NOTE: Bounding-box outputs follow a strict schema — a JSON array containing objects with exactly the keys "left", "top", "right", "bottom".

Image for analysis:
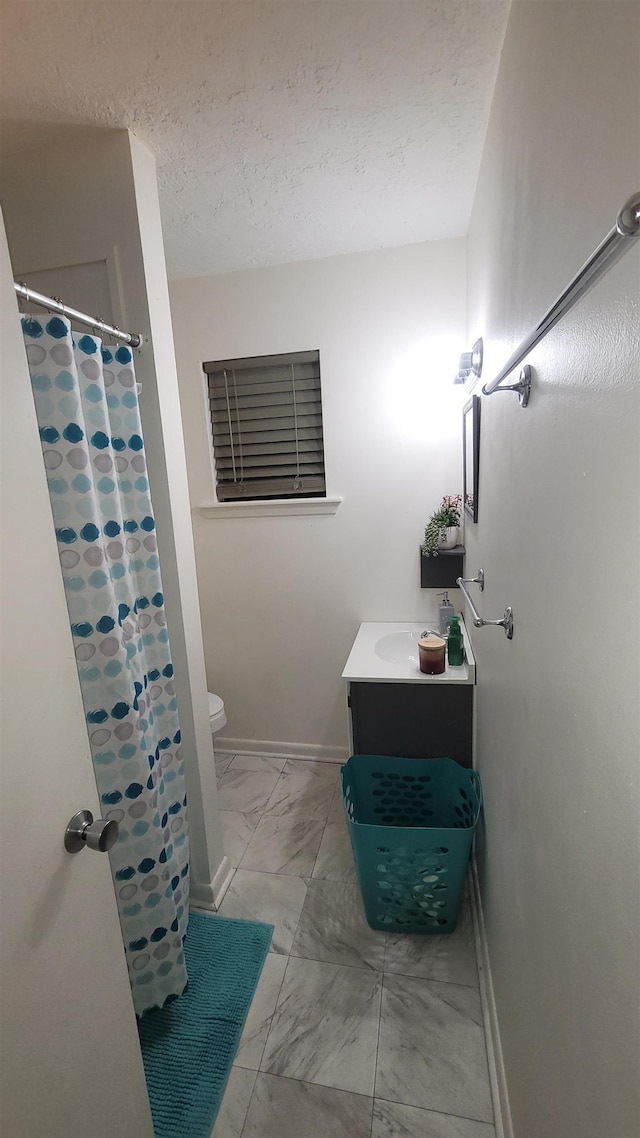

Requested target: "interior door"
[{"left": 0, "top": 216, "right": 154, "bottom": 1137}]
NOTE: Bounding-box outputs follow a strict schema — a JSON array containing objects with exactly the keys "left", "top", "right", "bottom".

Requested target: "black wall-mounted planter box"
[{"left": 419, "top": 545, "right": 465, "bottom": 589}]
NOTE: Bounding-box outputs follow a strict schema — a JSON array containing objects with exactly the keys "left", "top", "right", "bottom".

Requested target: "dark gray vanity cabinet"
[{"left": 348, "top": 682, "right": 473, "bottom": 768}]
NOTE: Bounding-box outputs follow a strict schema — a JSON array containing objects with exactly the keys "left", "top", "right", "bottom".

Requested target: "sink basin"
[
  {"left": 374, "top": 629, "right": 432, "bottom": 665},
  {"left": 342, "top": 621, "right": 475, "bottom": 684}
]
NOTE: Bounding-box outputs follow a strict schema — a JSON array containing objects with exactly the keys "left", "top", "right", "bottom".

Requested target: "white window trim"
[{"left": 196, "top": 497, "right": 342, "bottom": 519}]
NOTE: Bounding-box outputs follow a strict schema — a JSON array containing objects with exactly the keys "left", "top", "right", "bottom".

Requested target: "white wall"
[
  {"left": 170, "top": 239, "right": 467, "bottom": 755},
  {"left": 465, "top": 3, "right": 640, "bottom": 1136},
  {"left": 0, "top": 124, "right": 225, "bottom": 905}
]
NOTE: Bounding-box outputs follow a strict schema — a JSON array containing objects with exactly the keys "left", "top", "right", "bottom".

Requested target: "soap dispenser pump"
[{"left": 438, "top": 591, "right": 455, "bottom": 637}]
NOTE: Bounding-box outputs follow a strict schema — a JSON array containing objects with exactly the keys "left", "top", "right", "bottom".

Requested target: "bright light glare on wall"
[{"left": 385, "top": 336, "right": 464, "bottom": 442}]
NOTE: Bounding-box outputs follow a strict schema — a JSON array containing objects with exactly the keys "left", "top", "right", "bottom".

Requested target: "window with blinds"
[{"left": 204, "top": 350, "right": 326, "bottom": 502}]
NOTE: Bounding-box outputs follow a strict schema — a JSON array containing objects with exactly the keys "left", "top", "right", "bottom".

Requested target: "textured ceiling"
[{"left": 0, "top": 1, "right": 510, "bottom": 278}]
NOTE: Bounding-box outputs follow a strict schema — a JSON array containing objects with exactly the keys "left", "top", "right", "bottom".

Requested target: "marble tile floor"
[{"left": 209, "top": 753, "right": 495, "bottom": 1138}]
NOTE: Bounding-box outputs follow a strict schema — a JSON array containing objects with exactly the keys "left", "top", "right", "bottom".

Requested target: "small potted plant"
[{"left": 422, "top": 495, "right": 462, "bottom": 557}]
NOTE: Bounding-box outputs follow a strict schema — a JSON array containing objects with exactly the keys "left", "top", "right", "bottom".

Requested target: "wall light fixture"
[{"left": 453, "top": 337, "right": 483, "bottom": 385}]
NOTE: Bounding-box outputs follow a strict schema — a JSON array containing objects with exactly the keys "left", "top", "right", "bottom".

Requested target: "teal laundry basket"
[{"left": 341, "top": 755, "right": 482, "bottom": 934}]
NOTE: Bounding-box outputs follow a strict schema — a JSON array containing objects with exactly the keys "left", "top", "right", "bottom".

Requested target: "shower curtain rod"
[
  {"left": 14, "top": 281, "right": 143, "bottom": 349},
  {"left": 482, "top": 191, "right": 640, "bottom": 396}
]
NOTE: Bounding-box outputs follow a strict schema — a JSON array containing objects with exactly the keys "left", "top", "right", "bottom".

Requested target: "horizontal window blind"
[{"left": 204, "top": 350, "right": 326, "bottom": 501}]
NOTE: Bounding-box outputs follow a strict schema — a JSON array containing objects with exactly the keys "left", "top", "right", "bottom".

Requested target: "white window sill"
[{"left": 196, "top": 497, "right": 342, "bottom": 519}]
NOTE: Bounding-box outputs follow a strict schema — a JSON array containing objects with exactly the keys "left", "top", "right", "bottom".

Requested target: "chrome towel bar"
[
  {"left": 457, "top": 569, "right": 514, "bottom": 640},
  {"left": 482, "top": 191, "right": 640, "bottom": 397}
]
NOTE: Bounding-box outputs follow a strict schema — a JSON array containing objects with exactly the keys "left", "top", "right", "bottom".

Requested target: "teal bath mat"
[{"left": 138, "top": 911, "right": 273, "bottom": 1138}]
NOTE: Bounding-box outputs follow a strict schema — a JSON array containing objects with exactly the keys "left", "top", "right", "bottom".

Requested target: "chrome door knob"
[{"left": 64, "top": 809, "right": 119, "bottom": 854}]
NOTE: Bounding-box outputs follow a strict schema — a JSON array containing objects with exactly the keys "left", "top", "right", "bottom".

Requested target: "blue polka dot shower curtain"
[{"left": 22, "top": 315, "right": 189, "bottom": 1017}]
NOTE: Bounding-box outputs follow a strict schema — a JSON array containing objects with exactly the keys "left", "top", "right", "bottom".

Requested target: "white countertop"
[{"left": 342, "top": 619, "right": 476, "bottom": 685}]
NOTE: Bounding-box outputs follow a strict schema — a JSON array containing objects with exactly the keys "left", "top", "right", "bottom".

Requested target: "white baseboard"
[
  {"left": 214, "top": 736, "right": 349, "bottom": 764},
  {"left": 212, "top": 854, "right": 235, "bottom": 905},
  {"left": 189, "top": 854, "right": 234, "bottom": 912},
  {"left": 469, "top": 855, "right": 514, "bottom": 1138},
  {"left": 189, "top": 881, "right": 216, "bottom": 911}
]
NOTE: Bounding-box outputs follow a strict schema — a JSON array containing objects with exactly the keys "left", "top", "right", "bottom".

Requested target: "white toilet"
[{"left": 208, "top": 691, "right": 227, "bottom": 737}]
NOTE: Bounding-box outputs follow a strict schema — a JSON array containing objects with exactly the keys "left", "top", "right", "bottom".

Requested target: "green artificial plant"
[{"left": 421, "top": 494, "right": 462, "bottom": 557}]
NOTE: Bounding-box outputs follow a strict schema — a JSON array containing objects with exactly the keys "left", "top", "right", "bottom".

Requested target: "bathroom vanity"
[{"left": 342, "top": 620, "right": 475, "bottom": 768}]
